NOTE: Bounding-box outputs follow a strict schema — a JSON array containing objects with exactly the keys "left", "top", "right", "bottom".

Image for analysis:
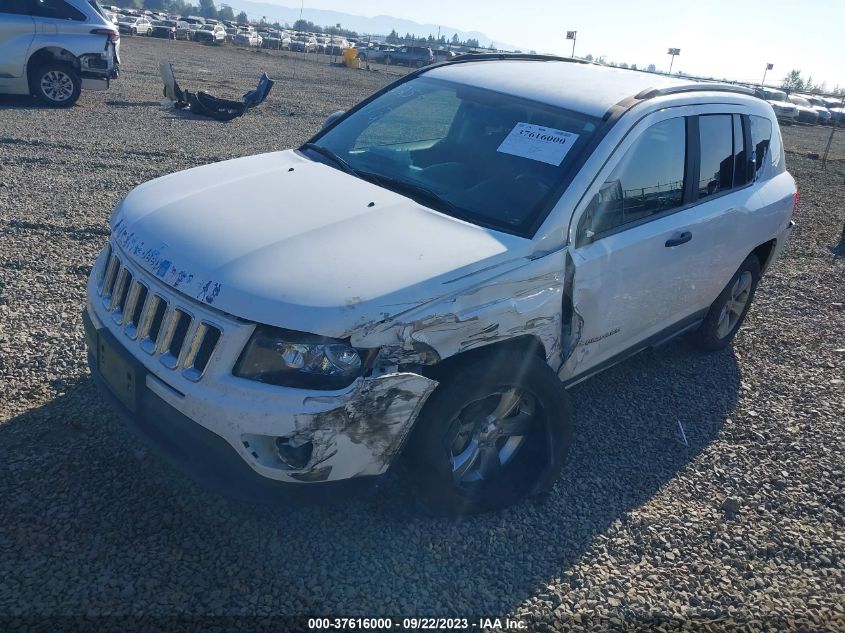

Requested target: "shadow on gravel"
[
  {"left": 105, "top": 100, "right": 164, "bottom": 108},
  {"left": 0, "top": 94, "right": 40, "bottom": 109},
  {"left": 0, "top": 338, "right": 739, "bottom": 616},
  {"left": 830, "top": 223, "right": 845, "bottom": 259}
]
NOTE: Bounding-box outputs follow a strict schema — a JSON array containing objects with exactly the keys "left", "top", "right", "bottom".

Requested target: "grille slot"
[
  {"left": 111, "top": 269, "right": 133, "bottom": 323},
  {"left": 100, "top": 253, "right": 120, "bottom": 308},
  {"left": 139, "top": 295, "right": 167, "bottom": 354},
  {"left": 124, "top": 283, "right": 148, "bottom": 340},
  {"left": 183, "top": 324, "right": 222, "bottom": 381},
  {"left": 96, "top": 243, "right": 113, "bottom": 293},
  {"left": 159, "top": 309, "right": 192, "bottom": 369},
  {"left": 95, "top": 246, "right": 223, "bottom": 380}
]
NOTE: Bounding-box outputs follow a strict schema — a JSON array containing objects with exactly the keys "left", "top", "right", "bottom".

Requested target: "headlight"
[{"left": 234, "top": 326, "right": 368, "bottom": 390}]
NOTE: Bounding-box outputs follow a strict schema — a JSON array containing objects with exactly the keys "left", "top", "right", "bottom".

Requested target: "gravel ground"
[
  {"left": 781, "top": 121, "right": 845, "bottom": 161},
  {"left": 1, "top": 37, "right": 844, "bottom": 630}
]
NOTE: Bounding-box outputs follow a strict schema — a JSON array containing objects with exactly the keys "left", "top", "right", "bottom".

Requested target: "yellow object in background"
[{"left": 343, "top": 47, "right": 359, "bottom": 68}]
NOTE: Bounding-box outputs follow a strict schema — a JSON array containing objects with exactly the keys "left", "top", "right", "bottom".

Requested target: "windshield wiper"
[
  {"left": 300, "top": 142, "right": 359, "bottom": 177},
  {"left": 356, "top": 171, "right": 468, "bottom": 219}
]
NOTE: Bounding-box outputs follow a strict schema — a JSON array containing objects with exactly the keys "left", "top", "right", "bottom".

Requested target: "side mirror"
[{"left": 322, "top": 110, "right": 345, "bottom": 129}]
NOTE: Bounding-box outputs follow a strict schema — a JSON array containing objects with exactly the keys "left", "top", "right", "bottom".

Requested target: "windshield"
[
  {"left": 790, "top": 96, "right": 811, "bottom": 107},
  {"left": 308, "top": 76, "right": 599, "bottom": 235},
  {"left": 764, "top": 90, "right": 785, "bottom": 102}
]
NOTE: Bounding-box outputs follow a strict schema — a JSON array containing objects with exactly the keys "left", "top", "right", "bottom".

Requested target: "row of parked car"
[
  {"left": 754, "top": 87, "right": 844, "bottom": 125},
  {"left": 99, "top": 6, "right": 462, "bottom": 65},
  {"left": 105, "top": 9, "right": 261, "bottom": 46}
]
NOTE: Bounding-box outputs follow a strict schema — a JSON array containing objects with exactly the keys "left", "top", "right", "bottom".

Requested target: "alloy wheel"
[
  {"left": 447, "top": 387, "right": 539, "bottom": 484},
  {"left": 716, "top": 270, "right": 753, "bottom": 338},
  {"left": 40, "top": 70, "right": 74, "bottom": 103}
]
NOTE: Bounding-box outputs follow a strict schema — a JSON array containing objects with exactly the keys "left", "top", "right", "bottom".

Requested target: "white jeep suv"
[
  {"left": 0, "top": 0, "right": 119, "bottom": 107},
  {"left": 84, "top": 55, "right": 796, "bottom": 514}
]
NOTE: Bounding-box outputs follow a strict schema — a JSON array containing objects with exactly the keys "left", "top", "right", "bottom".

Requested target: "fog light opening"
[{"left": 275, "top": 437, "right": 313, "bottom": 470}]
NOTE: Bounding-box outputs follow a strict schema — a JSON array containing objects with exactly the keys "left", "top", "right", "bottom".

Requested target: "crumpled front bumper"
[{"left": 84, "top": 301, "right": 438, "bottom": 495}]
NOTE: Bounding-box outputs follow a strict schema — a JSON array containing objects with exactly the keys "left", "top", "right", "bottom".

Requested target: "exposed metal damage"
[
  {"left": 348, "top": 251, "right": 569, "bottom": 373},
  {"left": 279, "top": 373, "right": 439, "bottom": 481}
]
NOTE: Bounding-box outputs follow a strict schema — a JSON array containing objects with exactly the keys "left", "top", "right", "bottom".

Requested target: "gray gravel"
[{"left": 1, "top": 37, "right": 844, "bottom": 630}]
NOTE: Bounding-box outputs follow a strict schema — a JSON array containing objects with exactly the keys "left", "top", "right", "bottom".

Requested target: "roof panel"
[{"left": 426, "top": 60, "right": 689, "bottom": 118}]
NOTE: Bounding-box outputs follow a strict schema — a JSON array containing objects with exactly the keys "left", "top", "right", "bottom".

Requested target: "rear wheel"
[
  {"left": 33, "top": 62, "right": 80, "bottom": 108},
  {"left": 406, "top": 349, "right": 572, "bottom": 515},
  {"left": 691, "top": 255, "right": 761, "bottom": 351}
]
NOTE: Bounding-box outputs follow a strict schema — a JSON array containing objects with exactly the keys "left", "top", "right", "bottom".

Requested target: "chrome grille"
[{"left": 96, "top": 248, "right": 223, "bottom": 381}]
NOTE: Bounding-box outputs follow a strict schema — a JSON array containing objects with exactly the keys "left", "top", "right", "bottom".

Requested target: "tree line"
[{"left": 780, "top": 70, "right": 843, "bottom": 96}]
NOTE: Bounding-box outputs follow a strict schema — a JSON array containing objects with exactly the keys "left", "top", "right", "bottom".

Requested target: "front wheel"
[
  {"left": 406, "top": 349, "right": 572, "bottom": 515},
  {"left": 33, "top": 63, "right": 81, "bottom": 108},
  {"left": 691, "top": 254, "right": 761, "bottom": 351}
]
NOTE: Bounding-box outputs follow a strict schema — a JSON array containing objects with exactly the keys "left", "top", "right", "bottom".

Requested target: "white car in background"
[
  {"left": 233, "top": 29, "right": 261, "bottom": 47},
  {"left": 798, "top": 95, "right": 832, "bottom": 124},
  {"left": 787, "top": 94, "right": 819, "bottom": 124},
  {"left": 0, "top": 0, "right": 120, "bottom": 107},
  {"left": 117, "top": 15, "right": 152, "bottom": 36},
  {"left": 756, "top": 87, "right": 798, "bottom": 124},
  {"left": 85, "top": 56, "right": 796, "bottom": 514}
]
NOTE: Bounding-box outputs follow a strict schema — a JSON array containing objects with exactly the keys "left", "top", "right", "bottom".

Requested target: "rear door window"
[
  {"left": 696, "top": 114, "right": 734, "bottom": 200},
  {"left": 731, "top": 114, "right": 748, "bottom": 188}
]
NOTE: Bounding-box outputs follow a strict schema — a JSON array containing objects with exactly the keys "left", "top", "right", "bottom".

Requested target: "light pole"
[
  {"left": 566, "top": 30, "right": 577, "bottom": 58},
  {"left": 667, "top": 47, "right": 680, "bottom": 75},
  {"left": 761, "top": 63, "right": 773, "bottom": 86}
]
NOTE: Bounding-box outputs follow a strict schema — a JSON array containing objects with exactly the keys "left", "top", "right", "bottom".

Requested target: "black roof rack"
[
  {"left": 442, "top": 53, "right": 593, "bottom": 66},
  {"left": 634, "top": 83, "right": 756, "bottom": 100}
]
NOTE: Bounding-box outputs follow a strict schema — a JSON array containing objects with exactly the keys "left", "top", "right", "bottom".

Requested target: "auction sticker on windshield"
[{"left": 497, "top": 122, "right": 579, "bottom": 166}]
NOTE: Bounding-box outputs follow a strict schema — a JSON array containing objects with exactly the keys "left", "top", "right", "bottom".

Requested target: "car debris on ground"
[{"left": 159, "top": 61, "right": 274, "bottom": 121}]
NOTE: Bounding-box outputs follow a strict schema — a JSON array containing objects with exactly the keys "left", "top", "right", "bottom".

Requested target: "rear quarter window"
[{"left": 749, "top": 115, "right": 784, "bottom": 178}]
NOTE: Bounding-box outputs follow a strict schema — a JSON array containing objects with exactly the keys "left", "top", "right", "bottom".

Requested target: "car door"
[
  {"left": 0, "top": 0, "right": 36, "bottom": 80},
  {"left": 560, "top": 109, "right": 701, "bottom": 381}
]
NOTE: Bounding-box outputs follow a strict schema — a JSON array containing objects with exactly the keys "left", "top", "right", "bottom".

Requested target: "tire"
[
  {"left": 385, "top": 55, "right": 392, "bottom": 65},
  {"left": 32, "top": 62, "right": 81, "bottom": 108},
  {"left": 131, "top": 27, "right": 137, "bottom": 35},
  {"left": 691, "top": 254, "right": 761, "bottom": 352},
  {"left": 405, "top": 349, "right": 573, "bottom": 515}
]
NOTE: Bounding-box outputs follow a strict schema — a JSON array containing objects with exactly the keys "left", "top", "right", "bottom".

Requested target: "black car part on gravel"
[{"left": 159, "top": 61, "right": 274, "bottom": 121}]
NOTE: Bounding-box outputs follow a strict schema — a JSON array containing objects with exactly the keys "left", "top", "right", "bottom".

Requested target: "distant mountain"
[{"left": 220, "top": 1, "right": 523, "bottom": 50}]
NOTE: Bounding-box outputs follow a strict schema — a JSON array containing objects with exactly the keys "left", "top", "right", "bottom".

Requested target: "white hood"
[{"left": 111, "top": 150, "right": 527, "bottom": 337}]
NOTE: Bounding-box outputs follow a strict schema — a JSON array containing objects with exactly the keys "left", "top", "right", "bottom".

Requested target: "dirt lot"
[
  {"left": 782, "top": 120, "right": 845, "bottom": 161},
  {"left": 1, "top": 37, "right": 844, "bottom": 629}
]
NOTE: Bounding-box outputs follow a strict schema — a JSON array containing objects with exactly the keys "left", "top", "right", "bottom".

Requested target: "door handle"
[{"left": 665, "top": 231, "right": 692, "bottom": 247}]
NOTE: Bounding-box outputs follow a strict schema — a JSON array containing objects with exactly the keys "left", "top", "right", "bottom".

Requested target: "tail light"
[
  {"left": 792, "top": 190, "right": 799, "bottom": 218},
  {"left": 91, "top": 28, "right": 120, "bottom": 43}
]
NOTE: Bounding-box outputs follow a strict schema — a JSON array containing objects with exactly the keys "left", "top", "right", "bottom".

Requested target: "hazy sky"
[{"left": 294, "top": 0, "right": 844, "bottom": 91}]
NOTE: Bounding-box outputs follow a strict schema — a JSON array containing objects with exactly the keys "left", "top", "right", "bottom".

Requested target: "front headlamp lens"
[
  {"left": 234, "top": 326, "right": 367, "bottom": 390},
  {"left": 280, "top": 343, "right": 309, "bottom": 369}
]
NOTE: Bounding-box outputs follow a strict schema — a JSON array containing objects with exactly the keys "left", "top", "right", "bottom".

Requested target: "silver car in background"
[{"left": 0, "top": 0, "right": 119, "bottom": 107}]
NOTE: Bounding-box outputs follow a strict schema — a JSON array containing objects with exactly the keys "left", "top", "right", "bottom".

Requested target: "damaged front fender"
[{"left": 347, "top": 249, "right": 569, "bottom": 371}]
